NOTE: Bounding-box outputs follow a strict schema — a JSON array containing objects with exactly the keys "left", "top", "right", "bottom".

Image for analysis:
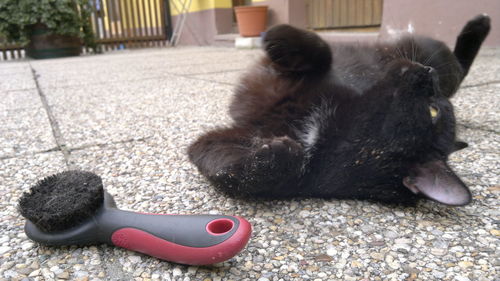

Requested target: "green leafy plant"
[{"left": 0, "top": 0, "right": 96, "bottom": 49}]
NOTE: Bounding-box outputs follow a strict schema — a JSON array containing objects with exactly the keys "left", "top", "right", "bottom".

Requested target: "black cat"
[{"left": 188, "top": 15, "right": 491, "bottom": 205}]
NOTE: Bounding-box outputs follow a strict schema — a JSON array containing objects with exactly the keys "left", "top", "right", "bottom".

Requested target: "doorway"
[{"left": 307, "top": 0, "right": 383, "bottom": 30}]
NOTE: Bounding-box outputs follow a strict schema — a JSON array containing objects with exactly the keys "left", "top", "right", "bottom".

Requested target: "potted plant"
[
  {"left": 0, "top": 0, "right": 96, "bottom": 59},
  {"left": 234, "top": 5, "right": 268, "bottom": 37}
]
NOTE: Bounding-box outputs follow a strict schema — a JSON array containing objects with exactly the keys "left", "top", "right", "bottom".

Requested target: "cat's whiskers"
[
  {"left": 397, "top": 45, "right": 412, "bottom": 63},
  {"left": 398, "top": 40, "right": 410, "bottom": 61},
  {"left": 410, "top": 40, "right": 415, "bottom": 62},
  {"left": 431, "top": 61, "right": 458, "bottom": 70},
  {"left": 423, "top": 49, "right": 442, "bottom": 66},
  {"left": 410, "top": 38, "right": 418, "bottom": 63},
  {"left": 395, "top": 45, "right": 405, "bottom": 60}
]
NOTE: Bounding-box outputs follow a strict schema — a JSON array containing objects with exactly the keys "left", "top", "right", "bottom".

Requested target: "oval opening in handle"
[{"left": 206, "top": 219, "right": 234, "bottom": 236}]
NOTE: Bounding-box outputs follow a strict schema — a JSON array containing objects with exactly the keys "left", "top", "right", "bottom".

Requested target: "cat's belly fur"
[{"left": 330, "top": 44, "right": 385, "bottom": 94}]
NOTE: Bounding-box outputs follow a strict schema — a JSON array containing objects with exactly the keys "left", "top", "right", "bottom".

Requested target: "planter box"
[{"left": 26, "top": 24, "right": 81, "bottom": 59}]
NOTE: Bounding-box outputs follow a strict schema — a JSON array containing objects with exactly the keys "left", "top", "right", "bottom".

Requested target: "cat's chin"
[{"left": 403, "top": 160, "right": 472, "bottom": 206}]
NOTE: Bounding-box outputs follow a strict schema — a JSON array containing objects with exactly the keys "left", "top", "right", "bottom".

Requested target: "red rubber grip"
[{"left": 111, "top": 216, "right": 252, "bottom": 265}]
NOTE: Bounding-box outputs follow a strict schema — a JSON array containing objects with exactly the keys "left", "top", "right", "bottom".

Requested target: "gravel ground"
[{"left": 0, "top": 46, "right": 498, "bottom": 281}]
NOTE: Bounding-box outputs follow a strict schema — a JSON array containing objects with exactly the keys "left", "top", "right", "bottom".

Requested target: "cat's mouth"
[{"left": 403, "top": 160, "right": 472, "bottom": 206}]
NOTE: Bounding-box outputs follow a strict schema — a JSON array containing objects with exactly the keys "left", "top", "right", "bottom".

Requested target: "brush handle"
[
  {"left": 24, "top": 210, "right": 252, "bottom": 265},
  {"left": 101, "top": 210, "right": 252, "bottom": 265}
]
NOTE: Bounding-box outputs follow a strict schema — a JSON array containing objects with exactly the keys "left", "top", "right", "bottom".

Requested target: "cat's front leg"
[
  {"left": 263, "top": 25, "right": 332, "bottom": 75},
  {"left": 188, "top": 128, "right": 305, "bottom": 197}
]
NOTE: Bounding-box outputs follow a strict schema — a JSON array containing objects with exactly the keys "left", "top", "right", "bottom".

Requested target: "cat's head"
[{"left": 369, "top": 59, "right": 471, "bottom": 205}]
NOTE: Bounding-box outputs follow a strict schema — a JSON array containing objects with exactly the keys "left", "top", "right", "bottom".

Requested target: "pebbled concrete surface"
[{"left": 0, "top": 46, "right": 498, "bottom": 281}]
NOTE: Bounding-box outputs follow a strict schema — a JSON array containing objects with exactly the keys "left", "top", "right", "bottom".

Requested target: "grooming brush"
[{"left": 18, "top": 171, "right": 252, "bottom": 265}]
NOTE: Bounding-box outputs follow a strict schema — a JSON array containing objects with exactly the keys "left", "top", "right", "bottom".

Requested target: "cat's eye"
[{"left": 429, "top": 104, "right": 440, "bottom": 123}]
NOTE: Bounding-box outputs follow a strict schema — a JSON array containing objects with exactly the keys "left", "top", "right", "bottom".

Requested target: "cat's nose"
[
  {"left": 424, "top": 66, "right": 435, "bottom": 74},
  {"left": 413, "top": 63, "right": 435, "bottom": 75}
]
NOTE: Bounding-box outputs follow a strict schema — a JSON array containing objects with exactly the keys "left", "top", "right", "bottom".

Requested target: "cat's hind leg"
[
  {"left": 188, "top": 127, "right": 305, "bottom": 198},
  {"left": 454, "top": 14, "right": 491, "bottom": 76}
]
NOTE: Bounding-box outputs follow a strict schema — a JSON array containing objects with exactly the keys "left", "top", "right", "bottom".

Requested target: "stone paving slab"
[
  {"left": 451, "top": 126, "right": 500, "bottom": 187},
  {"left": 41, "top": 74, "right": 233, "bottom": 149},
  {"left": 1, "top": 73, "right": 37, "bottom": 92},
  {"left": 32, "top": 62, "right": 249, "bottom": 89},
  {"left": 0, "top": 46, "right": 498, "bottom": 281},
  {"left": 0, "top": 105, "right": 56, "bottom": 158},
  {"left": 0, "top": 89, "right": 41, "bottom": 111},
  {"left": 461, "top": 47, "right": 500, "bottom": 87},
  {"left": 31, "top": 48, "right": 260, "bottom": 89},
  {"left": 453, "top": 83, "right": 500, "bottom": 132},
  {"left": 0, "top": 61, "right": 31, "bottom": 76},
  {"left": 190, "top": 71, "right": 246, "bottom": 86}
]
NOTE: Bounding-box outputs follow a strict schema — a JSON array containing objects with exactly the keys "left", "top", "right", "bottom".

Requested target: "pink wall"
[
  {"left": 252, "top": 0, "right": 307, "bottom": 29},
  {"left": 380, "top": 0, "right": 500, "bottom": 47},
  {"left": 173, "top": 0, "right": 499, "bottom": 47}
]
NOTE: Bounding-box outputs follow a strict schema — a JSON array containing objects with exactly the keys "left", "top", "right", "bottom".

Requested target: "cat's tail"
[{"left": 453, "top": 14, "right": 491, "bottom": 77}]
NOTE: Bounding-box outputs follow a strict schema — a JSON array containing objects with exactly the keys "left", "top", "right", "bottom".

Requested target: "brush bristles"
[{"left": 19, "top": 170, "right": 104, "bottom": 233}]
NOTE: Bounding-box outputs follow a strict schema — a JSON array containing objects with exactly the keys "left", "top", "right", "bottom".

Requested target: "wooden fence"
[
  {"left": 0, "top": 0, "right": 172, "bottom": 60},
  {"left": 307, "top": 0, "right": 383, "bottom": 30}
]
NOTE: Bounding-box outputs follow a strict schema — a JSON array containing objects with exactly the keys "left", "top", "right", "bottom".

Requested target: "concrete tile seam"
[
  {"left": 98, "top": 246, "right": 129, "bottom": 280},
  {"left": 0, "top": 147, "right": 61, "bottom": 161},
  {"left": 37, "top": 69, "right": 240, "bottom": 91},
  {"left": 0, "top": 136, "right": 152, "bottom": 161},
  {"left": 2, "top": 87, "right": 38, "bottom": 93},
  {"left": 457, "top": 122, "right": 500, "bottom": 135},
  {"left": 40, "top": 76, "right": 166, "bottom": 90},
  {"left": 171, "top": 74, "right": 237, "bottom": 87},
  {"left": 145, "top": 69, "right": 242, "bottom": 86},
  {"left": 34, "top": 75, "right": 499, "bottom": 93},
  {"left": 184, "top": 68, "right": 246, "bottom": 76},
  {"left": 29, "top": 63, "right": 73, "bottom": 168},
  {"left": 0, "top": 71, "right": 34, "bottom": 76},
  {"left": 461, "top": 80, "right": 500, "bottom": 89},
  {"left": 2, "top": 106, "right": 43, "bottom": 113},
  {"left": 67, "top": 136, "right": 153, "bottom": 153}
]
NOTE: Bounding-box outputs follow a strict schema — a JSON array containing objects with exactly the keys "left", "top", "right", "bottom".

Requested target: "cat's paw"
[
  {"left": 460, "top": 14, "right": 491, "bottom": 42},
  {"left": 247, "top": 136, "right": 305, "bottom": 177},
  {"left": 254, "top": 136, "right": 303, "bottom": 164},
  {"left": 264, "top": 25, "right": 302, "bottom": 66},
  {"left": 263, "top": 25, "right": 332, "bottom": 73}
]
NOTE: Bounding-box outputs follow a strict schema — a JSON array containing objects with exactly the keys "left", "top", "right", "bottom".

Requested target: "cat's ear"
[
  {"left": 263, "top": 25, "right": 332, "bottom": 74},
  {"left": 403, "top": 160, "right": 471, "bottom": 206}
]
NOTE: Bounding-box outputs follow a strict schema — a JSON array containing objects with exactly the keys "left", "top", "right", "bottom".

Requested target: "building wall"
[
  {"left": 251, "top": 0, "right": 307, "bottom": 29},
  {"left": 169, "top": 0, "right": 233, "bottom": 45},
  {"left": 252, "top": 0, "right": 499, "bottom": 48},
  {"left": 169, "top": 0, "right": 307, "bottom": 45},
  {"left": 379, "top": 0, "right": 500, "bottom": 47},
  {"left": 169, "top": 0, "right": 232, "bottom": 16},
  {"left": 171, "top": 0, "right": 499, "bottom": 47}
]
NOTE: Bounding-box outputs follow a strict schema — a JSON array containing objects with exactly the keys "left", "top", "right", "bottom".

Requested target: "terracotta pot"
[
  {"left": 26, "top": 24, "right": 81, "bottom": 59},
  {"left": 234, "top": 6, "right": 268, "bottom": 37}
]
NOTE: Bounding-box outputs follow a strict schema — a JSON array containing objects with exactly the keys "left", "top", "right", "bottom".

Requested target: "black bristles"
[{"left": 18, "top": 170, "right": 104, "bottom": 233}]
